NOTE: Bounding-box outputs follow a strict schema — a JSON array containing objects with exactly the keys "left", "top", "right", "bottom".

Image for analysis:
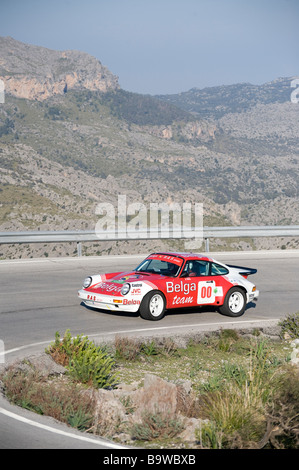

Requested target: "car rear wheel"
[
  {"left": 139, "top": 290, "right": 166, "bottom": 321},
  {"left": 219, "top": 287, "right": 246, "bottom": 317}
]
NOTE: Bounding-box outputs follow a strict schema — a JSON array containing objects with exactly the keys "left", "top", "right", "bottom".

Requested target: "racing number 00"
[
  {"left": 201, "top": 285, "right": 212, "bottom": 299},
  {"left": 197, "top": 281, "right": 215, "bottom": 304}
]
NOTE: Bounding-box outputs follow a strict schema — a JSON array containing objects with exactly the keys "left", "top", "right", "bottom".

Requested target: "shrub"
[
  {"left": 279, "top": 312, "right": 299, "bottom": 339},
  {"left": 267, "top": 365, "right": 299, "bottom": 448},
  {"left": 130, "top": 410, "right": 184, "bottom": 441},
  {"left": 46, "top": 330, "right": 118, "bottom": 389},
  {"left": 218, "top": 329, "right": 240, "bottom": 352},
  {"left": 141, "top": 340, "right": 159, "bottom": 357},
  {"left": 114, "top": 335, "right": 142, "bottom": 361},
  {"left": 67, "top": 346, "right": 118, "bottom": 389},
  {"left": 196, "top": 338, "right": 279, "bottom": 447},
  {"left": 46, "top": 329, "right": 89, "bottom": 366}
]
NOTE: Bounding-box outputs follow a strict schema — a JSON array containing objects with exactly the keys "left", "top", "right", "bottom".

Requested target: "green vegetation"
[
  {"left": 100, "top": 89, "right": 195, "bottom": 126},
  {"left": 279, "top": 312, "right": 299, "bottom": 339},
  {"left": 45, "top": 330, "right": 118, "bottom": 389},
  {"left": 0, "top": 183, "right": 61, "bottom": 227},
  {"left": 130, "top": 410, "right": 184, "bottom": 442},
  {"left": 1, "top": 314, "right": 299, "bottom": 448}
]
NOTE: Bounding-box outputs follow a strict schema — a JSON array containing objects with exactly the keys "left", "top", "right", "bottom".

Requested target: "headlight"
[
  {"left": 83, "top": 276, "right": 92, "bottom": 288},
  {"left": 121, "top": 283, "right": 131, "bottom": 295}
]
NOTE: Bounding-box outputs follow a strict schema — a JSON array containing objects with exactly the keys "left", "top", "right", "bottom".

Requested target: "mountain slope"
[
  {"left": 156, "top": 77, "right": 297, "bottom": 119},
  {"left": 0, "top": 37, "right": 298, "bottom": 259}
]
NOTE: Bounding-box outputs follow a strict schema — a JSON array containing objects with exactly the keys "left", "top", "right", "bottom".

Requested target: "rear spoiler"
[{"left": 227, "top": 265, "right": 257, "bottom": 277}]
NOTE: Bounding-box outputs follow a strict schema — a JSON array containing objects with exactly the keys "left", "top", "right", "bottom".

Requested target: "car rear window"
[{"left": 211, "top": 263, "right": 229, "bottom": 275}]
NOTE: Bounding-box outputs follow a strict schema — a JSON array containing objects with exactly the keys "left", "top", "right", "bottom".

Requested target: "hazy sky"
[{"left": 0, "top": 0, "right": 298, "bottom": 94}]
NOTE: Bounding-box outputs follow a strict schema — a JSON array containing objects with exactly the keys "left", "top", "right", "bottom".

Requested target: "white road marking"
[
  {"left": 0, "top": 318, "right": 278, "bottom": 359},
  {"left": 0, "top": 407, "right": 125, "bottom": 449}
]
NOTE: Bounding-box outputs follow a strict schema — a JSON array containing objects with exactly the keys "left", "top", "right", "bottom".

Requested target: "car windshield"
[{"left": 135, "top": 255, "right": 182, "bottom": 277}]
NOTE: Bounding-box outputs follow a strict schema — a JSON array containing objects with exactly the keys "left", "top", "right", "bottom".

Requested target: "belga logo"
[
  {"left": 290, "top": 78, "right": 299, "bottom": 104},
  {"left": 0, "top": 79, "right": 4, "bottom": 104}
]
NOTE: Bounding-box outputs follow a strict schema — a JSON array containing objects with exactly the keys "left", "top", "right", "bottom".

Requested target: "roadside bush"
[
  {"left": 267, "top": 365, "right": 299, "bottom": 448},
  {"left": 114, "top": 335, "right": 142, "bottom": 361},
  {"left": 196, "top": 338, "right": 279, "bottom": 448},
  {"left": 114, "top": 336, "right": 179, "bottom": 362},
  {"left": 279, "top": 312, "right": 299, "bottom": 339},
  {"left": 67, "top": 346, "right": 117, "bottom": 389},
  {"left": 46, "top": 330, "right": 118, "bottom": 389},
  {"left": 46, "top": 329, "right": 90, "bottom": 366},
  {"left": 130, "top": 410, "right": 184, "bottom": 441}
]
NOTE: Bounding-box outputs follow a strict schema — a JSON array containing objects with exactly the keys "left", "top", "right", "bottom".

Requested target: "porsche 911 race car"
[{"left": 78, "top": 252, "right": 259, "bottom": 321}]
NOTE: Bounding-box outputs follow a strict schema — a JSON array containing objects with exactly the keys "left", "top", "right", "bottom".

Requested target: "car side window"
[
  {"left": 210, "top": 262, "right": 229, "bottom": 275},
  {"left": 181, "top": 260, "right": 210, "bottom": 277}
]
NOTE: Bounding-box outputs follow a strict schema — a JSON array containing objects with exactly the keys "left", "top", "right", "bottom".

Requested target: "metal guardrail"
[{"left": 1, "top": 226, "right": 299, "bottom": 255}]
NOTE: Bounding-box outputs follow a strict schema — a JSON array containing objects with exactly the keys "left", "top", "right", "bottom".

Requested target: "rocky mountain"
[
  {"left": 0, "top": 36, "right": 119, "bottom": 100},
  {"left": 0, "top": 37, "right": 298, "bottom": 259}
]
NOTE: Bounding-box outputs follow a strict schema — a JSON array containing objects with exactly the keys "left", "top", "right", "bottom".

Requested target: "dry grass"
[{"left": 2, "top": 365, "right": 96, "bottom": 430}]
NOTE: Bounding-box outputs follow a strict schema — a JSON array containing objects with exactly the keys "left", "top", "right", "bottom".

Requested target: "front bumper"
[{"left": 78, "top": 289, "right": 141, "bottom": 312}]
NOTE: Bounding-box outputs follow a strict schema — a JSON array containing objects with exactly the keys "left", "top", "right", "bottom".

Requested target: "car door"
[{"left": 181, "top": 260, "right": 225, "bottom": 306}]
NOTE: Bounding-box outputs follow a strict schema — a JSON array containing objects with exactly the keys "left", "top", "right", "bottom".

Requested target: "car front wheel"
[
  {"left": 219, "top": 287, "right": 246, "bottom": 317},
  {"left": 139, "top": 290, "right": 166, "bottom": 321}
]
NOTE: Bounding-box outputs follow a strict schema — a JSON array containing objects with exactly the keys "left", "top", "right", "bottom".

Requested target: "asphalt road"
[{"left": 0, "top": 250, "right": 298, "bottom": 448}]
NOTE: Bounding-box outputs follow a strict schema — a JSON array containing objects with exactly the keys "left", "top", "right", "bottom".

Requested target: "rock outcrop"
[{"left": 0, "top": 36, "right": 119, "bottom": 100}]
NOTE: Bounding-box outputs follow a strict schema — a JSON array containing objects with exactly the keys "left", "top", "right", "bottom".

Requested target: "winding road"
[{"left": 0, "top": 250, "right": 298, "bottom": 448}]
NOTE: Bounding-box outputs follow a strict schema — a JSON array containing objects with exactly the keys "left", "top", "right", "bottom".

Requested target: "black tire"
[
  {"left": 139, "top": 290, "right": 166, "bottom": 321},
  {"left": 219, "top": 287, "right": 246, "bottom": 317}
]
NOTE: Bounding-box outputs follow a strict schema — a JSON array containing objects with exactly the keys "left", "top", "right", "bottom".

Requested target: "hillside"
[
  {"left": 156, "top": 78, "right": 296, "bottom": 119},
  {"left": 0, "top": 37, "right": 298, "bottom": 259}
]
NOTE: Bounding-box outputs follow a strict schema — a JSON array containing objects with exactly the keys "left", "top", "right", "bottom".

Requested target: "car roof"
[{"left": 152, "top": 252, "right": 213, "bottom": 262}]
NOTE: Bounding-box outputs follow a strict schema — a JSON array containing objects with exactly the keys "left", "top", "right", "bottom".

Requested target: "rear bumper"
[{"left": 247, "top": 289, "right": 259, "bottom": 303}]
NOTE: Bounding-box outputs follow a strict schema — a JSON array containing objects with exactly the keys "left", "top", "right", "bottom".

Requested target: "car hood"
[{"left": 86, "top": 271, "right": 164, "bottom": 296}]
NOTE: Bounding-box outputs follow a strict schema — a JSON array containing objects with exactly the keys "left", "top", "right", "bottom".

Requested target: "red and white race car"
[{"left": 78, "top": 252, "right": 259, "bottom": 321}]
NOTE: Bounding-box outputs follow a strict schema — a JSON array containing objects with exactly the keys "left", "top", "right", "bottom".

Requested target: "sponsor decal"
[
  {"left": 213, "top": 286, "right": 223, "bottom": 296},
  {"left": 166, "top": 281, "right": 196, "bottom": 295},
  {"left": 148, "top": 254, "right": 183, "bottom": 266},
  {"left": 94, "top": 282, "right": 123, "bottom": 293},
  {"left": 131, "top": 288, "right": 141, "bottom": 295},
  {"left": 167, "top": 280, "right": 223, "bottom": 305},
  {"left": 111, "top": 275, "right": 141, "bottom": 284},
  {"left": 87, "top": 295, "right": 97, "bottom": 301},
  {"left": 172, "top": 295, "right": 194, "bottom": 305},
  {"left": 123, "top": 299, "right": 141, "bottom": 305}
]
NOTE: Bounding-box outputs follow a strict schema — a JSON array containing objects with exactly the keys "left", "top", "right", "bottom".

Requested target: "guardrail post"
[
  {"left": 77, "top": 242, "right": 82, "bottom": 257},
  {"left": 205, "top": 237, "right": 209, "bottom": 252}
]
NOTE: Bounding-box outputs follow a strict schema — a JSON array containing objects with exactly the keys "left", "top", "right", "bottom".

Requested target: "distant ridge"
[{"left": 156, "top": 77, "right": 297, "bottom": 118}]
